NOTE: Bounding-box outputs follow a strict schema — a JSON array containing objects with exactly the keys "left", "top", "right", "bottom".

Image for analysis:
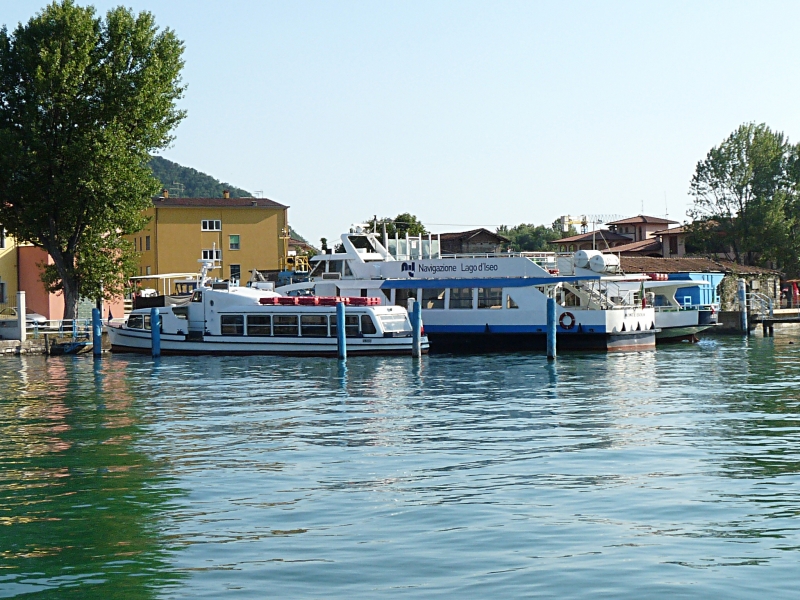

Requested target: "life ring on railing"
[{"left": 559, "top": 311, "right": 576, "bottom": 330}]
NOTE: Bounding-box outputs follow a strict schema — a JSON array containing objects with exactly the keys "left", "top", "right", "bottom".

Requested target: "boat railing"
[{"left": 439, "top": 252, "right": 558, "bottom": 267}]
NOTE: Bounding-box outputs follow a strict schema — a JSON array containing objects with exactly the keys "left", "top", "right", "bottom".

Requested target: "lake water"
[{"left": 1, "top": 335, "right": 800, "bottom": 599}]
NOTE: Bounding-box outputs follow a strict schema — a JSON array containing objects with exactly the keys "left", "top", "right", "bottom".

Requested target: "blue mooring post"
[
  {"left": 150, "top": 307, "right": 161, "bottom": 358},
  {"left": 546, "top": 297, "right": 557, "bottom": 360},
  {"left": 336, "top": 301, "right": 346, "bottom": 360},
  {"left": 411, "top": 300, "right": 421, "bottom": 358},
  {"left": 737, "top": 279, "right": 748, "bottom": 335},
  {"left": 92, "top": 308, "right": 102, "bottom": 357}
]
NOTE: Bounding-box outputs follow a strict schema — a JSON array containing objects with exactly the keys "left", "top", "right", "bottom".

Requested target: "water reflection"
[
  {"left": 2, "top": 339, "right": 800, "bottom": 598},
  {"left": 0, "top": 356, "right": 185, "bottom": 599}
]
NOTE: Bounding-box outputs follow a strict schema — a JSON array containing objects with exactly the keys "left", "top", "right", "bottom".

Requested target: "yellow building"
[
  {"left": 130, "top": 192, "right": 289, "bottom": 282},
  {"left": 0, "top": 228, "right": 18, "bottom": 306}
]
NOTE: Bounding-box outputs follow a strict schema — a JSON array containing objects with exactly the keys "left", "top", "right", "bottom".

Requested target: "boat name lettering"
[
  {"left": 417, "top": 263, "right": 457, "bottom": 274},
  {"left": 460, "top": 263, "right": 499, "bottom": 274}
]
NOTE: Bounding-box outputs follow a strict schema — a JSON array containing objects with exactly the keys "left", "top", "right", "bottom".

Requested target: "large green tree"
[
  {"left": 497, "top": 221, "right": 571, "bottom": 252},
  {"left": 0, "top": 1, "right": 185, "bottom": 318},
  {"left": 688, "top": 123, "right": 797, "bottom": 270},
  {"left": 364, "top": 213, "right": 428, "bottom": 237}
]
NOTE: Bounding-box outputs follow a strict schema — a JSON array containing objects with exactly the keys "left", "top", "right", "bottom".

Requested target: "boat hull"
[
  {"left": 108, "top": 327, "right": 427, "bottom": 357},
  {"left": 426, "top": 329, "right": 655, "bottom": 353}
]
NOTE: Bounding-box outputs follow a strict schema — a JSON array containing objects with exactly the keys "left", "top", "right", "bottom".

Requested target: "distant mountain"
[
  {"left": 148, "top": 156, "right": 252, "bottom": 198},
  {"left": 148, "top": 155, "right": 309, "bottom": 245}
]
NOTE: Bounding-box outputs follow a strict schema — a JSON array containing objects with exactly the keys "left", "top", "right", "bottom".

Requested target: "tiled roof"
[
  {"left": 619, "top": 256, "right": 779, "bottom": 275},
  {"left": 152, "top": 197, "right": 287, "bottom": 209},
  {"left": 653, "top": 225, "right": 689, "bottom": 235},
  {"left": 603, "top": 238, "right": 662, "bottom": 254},
  {"left": 551, "top": 229, "right": 631, "bottom": 244},
  {"left": 438, "top": 228, "right": 509, "bottom": 242},
  {"left": 606, "top": 215, "right": 679, "bottom": 226}
]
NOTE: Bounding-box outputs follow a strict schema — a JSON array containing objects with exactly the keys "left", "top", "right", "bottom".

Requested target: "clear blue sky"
[{"left": 6, "top": 1, "right": 800, "bottom": 245}]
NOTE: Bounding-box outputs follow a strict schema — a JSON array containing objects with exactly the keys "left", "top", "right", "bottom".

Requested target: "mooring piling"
[
  {"left": 737, "top": 279, "right": 748, "bottom": 335},
  {"left": 150, "top": 307, "right": 161, "bottom": 358},
  {"left": 547, "top": 297, "right": 557, "bottom": 360},
  {"left": 411, "top": 300, "right": 422, "bottom": 358},
  {"left": 92, "top": 308, "right": 102, "bottom": 357},
  {"left": 336, "top": 301, "right": 346, "bottom": 360}
]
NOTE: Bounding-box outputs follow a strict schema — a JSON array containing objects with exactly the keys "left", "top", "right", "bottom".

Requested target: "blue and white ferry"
[{"left": 276, "top": 231, "right": 656, "bottom": 352}]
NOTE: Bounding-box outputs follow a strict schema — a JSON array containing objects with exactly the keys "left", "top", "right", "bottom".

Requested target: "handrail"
[{"left": 747, "top": 291, "right": 773, "bottom": 318}]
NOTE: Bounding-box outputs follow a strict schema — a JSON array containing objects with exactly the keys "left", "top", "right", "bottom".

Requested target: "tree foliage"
[
  {"left": 364, "top": 213, "right": 427, "bottom": 237},
  {"left": 688, "top": 123, "right": 800, "bottom": 274},
  {"left": 0, "top": 1, "right": 185, "bottom": 317},
  {"left": 497, "top": 221, "right": 573, "bottom": 251}
]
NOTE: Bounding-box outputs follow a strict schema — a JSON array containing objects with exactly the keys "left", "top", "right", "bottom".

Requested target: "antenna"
[
  {"left": 641, "top": 199, "right": 644, "bottom": 214},
  {"left": 664, "top": 191, "right": 668, "bottom": 219},
  {"left": 254, "top": 190, "right": 263, "bottom": 198}
]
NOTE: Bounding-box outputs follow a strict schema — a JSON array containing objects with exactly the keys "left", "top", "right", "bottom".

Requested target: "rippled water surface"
[{"left": 2, "top": 335, "right": 800, "bottom": 598}]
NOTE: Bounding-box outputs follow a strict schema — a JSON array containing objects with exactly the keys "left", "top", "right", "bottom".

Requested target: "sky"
[{"left": 5, "top": 1, "right": 800, "bottom": 246}]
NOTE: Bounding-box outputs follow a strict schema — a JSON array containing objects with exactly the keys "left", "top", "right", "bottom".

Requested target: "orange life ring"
[{"left": 559, "top": 311, "right": 576, "bottom": 330}]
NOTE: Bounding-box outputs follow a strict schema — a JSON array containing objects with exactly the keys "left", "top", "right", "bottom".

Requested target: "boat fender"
[{"left": 558, "top": 312, "right": 576, "bottom": 330}]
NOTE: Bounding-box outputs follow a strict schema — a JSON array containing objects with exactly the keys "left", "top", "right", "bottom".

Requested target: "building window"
[
  {"left": 145, "top": 236, "right": 151, "bottom": 251},
  {"left": 202, "top": 220, "right": 222, "bottom": 231},
  {"left": 0, "top": 226, "right": 5, "bottom": 249},
  {"left": 230, "top": 264, "right": 241, "bottom": 281},
  {"left": 229, "top": 234, "right": 240, "bottom": 250},
  {"left": 146, "top": 266, "right": 151, "bottom": 275},
  {"left": 0, "top": 281, "right": 5, "bottom": 303},
  {"left": 202, "top": 249, "right": 222, "bottom": 260},
  {"left": 669, "top": 236, "right": 678, "bottom": 255}
]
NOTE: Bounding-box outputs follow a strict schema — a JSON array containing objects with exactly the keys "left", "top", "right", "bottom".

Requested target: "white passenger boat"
[
  {"left": 277, "top": 231, "right": 657, "bottom": 352},
  {"left": 560, "top": 251, "right": 719, "bottom": 342},
  {"left": 109, "top": 279, "right": 428, "bottom": 356}
]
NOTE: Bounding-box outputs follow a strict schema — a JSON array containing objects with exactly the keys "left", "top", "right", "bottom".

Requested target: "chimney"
[
  {"left": 251, "top": 200, "right": 258, "bottom": 206},
  {"left": 161, "top": 188, "right": 169, "bottom": 198},
  {"left": 223, "top": 189, "right": 230, "bottom": 199}
]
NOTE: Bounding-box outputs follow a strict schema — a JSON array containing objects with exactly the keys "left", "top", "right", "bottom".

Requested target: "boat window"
[
  {"left": 328, "top": 260, "right": 343, "bottom": 275},
  {"left": 449, "top": 288, "right": 473, "bottom": 309},
  {"left": 330, "top": 315, "right": 360, "bottom": 337},
  {"left": 422, "top": 288, "right": 445, "bottom": 309},
  {"left": 379, "top": 314, "right": 411, "bottom": 332},
  {"left": 308, "top": 261, "right": 326, "bottom": 278},
  {"left": 344, "top": 262, "right": 354, "bottom": 277},
  {"left": 173, "top": 306, "right": 189, "bottom": 320},
  {"left": 394, "top": 288, "right": 417, "bottom": 308},
  {"left": 273, "top": 315, "right": 299, "bottom": 336},
  {"left": 301, "top": 315, "right": 328, "bottom": 337},
  {"left": 653, "top": 294, "right": 670, "bottom": 307},
  {"left": 221, "top": 315, "right": 244, "bottom": 335},
  {"left": 506, "top": 294, "right": 519, "bottom": 309},
  {"left": 191, "top": 290, "right": 203, "bottom": 303},
  {"left": 247, "top": 315, "right": 271, "bottom": 336},
  {"left": 478, "top": 288, "right": 503, "bottom": 309},
  {"left": 361, "top": 314, "right": 377, "bottom": 334},
  {"left": 143, "top": 315, "right": 151, "bottom": 330},
  {"left": 127, "top": 314, "right": 144, "bottom": 329},
  {"left": 381, "top": 289, "right": 392, "bottom": 303}
]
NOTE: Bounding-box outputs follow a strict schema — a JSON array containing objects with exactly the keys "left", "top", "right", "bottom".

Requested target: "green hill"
[
  {"left": 148, "top": 155, "right": 309, "bottom": 245},
  {"left": 148, "top": 156, "right": 252, "bottom": 198}
]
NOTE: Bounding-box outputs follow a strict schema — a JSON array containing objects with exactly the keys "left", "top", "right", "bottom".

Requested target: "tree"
[
  {"left": 688, "top": 123, "right": 795, "bottom": 269},
  {"left": 365, "top": 213, "right": 427, "bottom": 237},
  {"left": 0, "top": 1, "right": 185, "bottom": 318},
  {"left": 497, "top": 221, "right": 572, "bottom": 252}
]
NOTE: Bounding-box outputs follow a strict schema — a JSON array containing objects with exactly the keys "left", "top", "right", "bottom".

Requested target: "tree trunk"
[{"left": 62, "top": 279, "right": 81, "bottom": 321}]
